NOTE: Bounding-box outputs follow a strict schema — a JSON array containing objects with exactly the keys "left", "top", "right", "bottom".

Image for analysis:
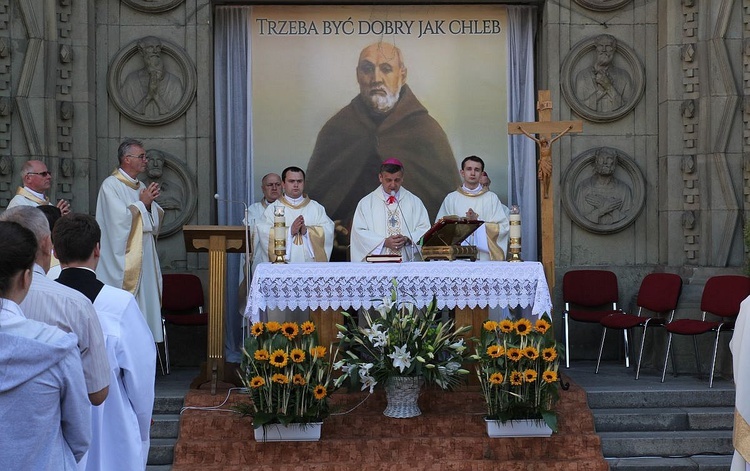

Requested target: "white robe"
[
  {"left": 95, "top": 170, "right": 164, "bottom": 342},
  {"left": 350, "top": 186, "right": 430, "bottom": 262},
  {"left": 731, "top": 296, "right": 750, "bottom": 471},
  {"left": 436, "top": 188, "right": 511, "bottom": 261},
  {"left": 257, "top": 196, "right": 334, "bottom": 263},
  {"left": 79, "top": 285, "right": 156, "bottom": 471}
]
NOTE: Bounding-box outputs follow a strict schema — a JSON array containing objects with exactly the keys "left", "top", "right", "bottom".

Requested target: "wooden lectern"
[{"left": 183, "top": 225, "right": 248, "bottom": 394}]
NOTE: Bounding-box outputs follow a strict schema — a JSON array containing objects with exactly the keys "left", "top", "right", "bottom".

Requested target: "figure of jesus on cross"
[{"left": 508, "top": 90, "right": 582, "bottom": 286}]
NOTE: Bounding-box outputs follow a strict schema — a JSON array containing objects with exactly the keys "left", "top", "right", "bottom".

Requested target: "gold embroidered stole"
[
  {"left": 736, "top": 409, "right": 750, "bottom": 463},
  {"left": 15, "top": 187, "right": 50, "bottom": 205},
  {"left": 113, "top": 169, "right": 144, "bottom": 295},
  {"left": 453, "top": 187, "right": 504, "bottom": 260}
]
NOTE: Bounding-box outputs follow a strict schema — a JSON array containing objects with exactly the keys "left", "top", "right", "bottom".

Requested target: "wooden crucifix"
[{"left": 508, "top": 90, "right": 583, "bottom": 287}]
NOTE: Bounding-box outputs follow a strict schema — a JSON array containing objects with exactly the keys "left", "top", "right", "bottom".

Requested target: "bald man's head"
[{"left": 356, "top": 42, "right": 407, "bottom": 114}]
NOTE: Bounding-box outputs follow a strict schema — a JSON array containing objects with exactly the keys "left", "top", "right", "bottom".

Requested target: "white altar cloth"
[{"left": 243, "top": 261, "right": 552, "bottom": 324}]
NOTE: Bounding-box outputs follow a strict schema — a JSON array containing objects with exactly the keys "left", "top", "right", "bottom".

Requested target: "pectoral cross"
[{"left": 508, "top": 90, "right": 583, "bottom": 287}]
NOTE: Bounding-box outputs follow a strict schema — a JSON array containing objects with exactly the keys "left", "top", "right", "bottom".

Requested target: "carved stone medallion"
[
  {"left": 573, "top": 0, "right": 633, "bottom": 12},
  {"left": 562, "top": 146, "right": 645, "bottom": 234},
  {"left": 142, "top": 149, "right": 197, "bottom": 238},
  {"left": 107, "top": 36, "right": 196, "bottom": 126},
  {"left": 560, "top": 34, "right": 645, "bottom": 123},
  {"left": 121, "top": 0, "right": 184, "bottom": 14}
]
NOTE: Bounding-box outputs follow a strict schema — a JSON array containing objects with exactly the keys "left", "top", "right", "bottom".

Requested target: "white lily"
[{"left": 388, "top": 344, "right": 413, "bottom": 373}]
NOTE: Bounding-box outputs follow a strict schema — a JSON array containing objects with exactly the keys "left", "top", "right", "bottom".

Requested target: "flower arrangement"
[
  {"left": 471, "top": 314, "right": 562, "bottom": 432},
  {"left": 235, "top": 320, "right": 343, "bottom": 428},
  {"left": 335, "top": 280, "right": 471, "bottom": 392}
]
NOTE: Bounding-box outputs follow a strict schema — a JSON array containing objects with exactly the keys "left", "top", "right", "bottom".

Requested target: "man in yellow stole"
[
  {"left": 8, "top": 160, "right": 71, "bottom": 215},
  {"left": 257, "top": 166, "right": 334, "bottom": 264},
  {"left": 435, "top": 155, "right": 510, "bottom": 261},
  {"left": 95, "top": 138, "right": 164, "bottom": 343},
  {"left": 731, "top": 296, "right": 750, "bottom": 471}
]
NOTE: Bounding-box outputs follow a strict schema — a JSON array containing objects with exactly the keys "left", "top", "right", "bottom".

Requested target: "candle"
[{"left": 509, "top": 214, "right": 521, "bottom": 239}]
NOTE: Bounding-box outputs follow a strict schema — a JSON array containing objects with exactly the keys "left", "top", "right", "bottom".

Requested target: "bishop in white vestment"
[
  {"left": 350, "top": 158, "right": 430, "bottom": 262},
  {"left": 95, "top": 139, "right": 164, "bottom": 342},
  {"left": 436, "top": 156, "right": 510, "bottom": 261}
]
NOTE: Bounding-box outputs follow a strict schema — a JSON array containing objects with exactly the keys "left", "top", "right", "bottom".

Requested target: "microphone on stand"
[
  {"left": 390, "top": 190, "right": 423, "bottom": 262},
  {"left": 214, "top": 194, "right": 251, "bottom": 300}
]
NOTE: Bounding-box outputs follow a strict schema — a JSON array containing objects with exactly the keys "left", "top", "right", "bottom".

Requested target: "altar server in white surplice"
[
  {"left": 436, "top": 155, "right": 510, "bottom": 261},
  {"left": 731, "top": 296, "right": 750, "bottom": 471},
  {"left": 350, "top": 158, "right": 430, "bottom": 262},
  {"left": 95, "top": 138, "right": 164, "bottom": 343},
  {"left": 257, "top": 166, "right": 334, "bottom": 264},
  {"left": 240, "top": 172, "right": 282, "bottom": 285},
  {"left": 53, "top": 214, "right": 156, "bottom": 471}
]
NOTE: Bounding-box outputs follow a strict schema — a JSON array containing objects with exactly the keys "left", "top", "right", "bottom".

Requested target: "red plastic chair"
[
  {"left": 562, "top": 270, "right": 620, "bottom": 368},
  {"left": 661, "top": 275, "right": 750, "bottom": 387},
  {"left": 597, "top": 273, "right": 683, "bottom": 378},
  {"left": 161, "top": 273, "right": 208, "bottom": 375}
]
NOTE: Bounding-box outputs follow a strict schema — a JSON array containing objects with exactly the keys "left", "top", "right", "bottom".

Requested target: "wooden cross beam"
[{"left": 508, "top": 90, "right": 583, "bottom": 288}]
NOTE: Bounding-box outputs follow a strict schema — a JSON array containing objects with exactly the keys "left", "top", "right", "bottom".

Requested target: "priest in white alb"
[
  {"left": 52, "top": 213, "right": 155, "bottom": 471},
  {"left": 95, "top": 138, "right": 164, "bottom": 343},
  {"left": 257, "top": 166, "right": 334, "bottom": 264},
  {"left": 350, "top": 158, "right": 431, "bottom": 262},
  {"left": 731, "top": 296, "right": 750, "bottom": 471},
  {"left": 436, "top": 155, "right": 510, "bottom": 261}
]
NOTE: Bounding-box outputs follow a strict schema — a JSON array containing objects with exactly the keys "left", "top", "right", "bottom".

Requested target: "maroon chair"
[
  {"left": 597, "top": 273, "right": 683, "bottom": 378},
  {"left": 661, "top": 274, "right": 750, "bottom": 387},
  {"left": 161, "top": 273, "right": 208, "bottom": 375},
  {"left": 562, "top": 270, "right": 620, "bottom": 368}
]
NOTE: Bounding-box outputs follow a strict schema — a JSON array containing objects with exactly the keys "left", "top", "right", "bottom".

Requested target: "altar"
[{"left": 243, "top": 261, "right": 552, "bottom": 341}]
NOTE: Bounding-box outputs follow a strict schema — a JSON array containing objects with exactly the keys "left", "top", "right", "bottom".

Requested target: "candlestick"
[
  {"left": 273, "top": 206, "right": 287, "bottom": 263},
  {"left": 507, "top": 205, "right": 523, "bottom": 262}
]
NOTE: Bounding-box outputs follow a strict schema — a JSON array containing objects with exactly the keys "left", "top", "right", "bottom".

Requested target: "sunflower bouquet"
[
  {"left": 236, "top": 320, "right": 344, "bottom": 428},
  {"left": 471, "top": 314, "right": 562, "bottom": 432}
]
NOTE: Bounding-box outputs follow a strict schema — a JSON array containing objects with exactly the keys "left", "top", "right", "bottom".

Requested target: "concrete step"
[
  {"left": 593, "top": 406, "right": 734, "bottom": 432},
  {"left": 151, "top": 413, "right": 181, "bottom": 439},
  {"left": 145, "top": 466, "right": 172, "bottom": 471},
  {"left": 599, "top": 430, "right": 733, "bottom": 458},
  {"left": 148, "top": 438, "right": 177, "bottom": 466},
  {"left": 607, "top": 455, "right": 733, "bottom": 471},
  {"left": 585, "top": 389, "right": 735, "bottom": 409}
]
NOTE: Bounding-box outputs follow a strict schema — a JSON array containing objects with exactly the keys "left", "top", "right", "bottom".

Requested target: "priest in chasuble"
[
  {"left": 257, "top": 166, "right": 334, "bottom": 264},
  {"left": 731, "top": 297, "right": 750, "bottom": 471},
  {"left": 436, "top": 155, "right": 510, "bottom": 261},
  {"left": 350, "top": 158, "right": 430, "bottom": 262},
  {"left": 7, "top": 159, "right": 71, "bottom": 214},
  {"left": 95, "top": 138, "right": 165, "bottom": 343}
]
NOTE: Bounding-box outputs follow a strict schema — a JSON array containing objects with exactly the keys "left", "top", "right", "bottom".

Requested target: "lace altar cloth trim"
[{"left": 244, "top": 261, "right": 552, "bottom": 324}]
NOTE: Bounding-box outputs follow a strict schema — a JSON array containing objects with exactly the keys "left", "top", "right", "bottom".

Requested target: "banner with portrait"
[{"left": 249, "top": 5, "right": 509, "bottom": 259}]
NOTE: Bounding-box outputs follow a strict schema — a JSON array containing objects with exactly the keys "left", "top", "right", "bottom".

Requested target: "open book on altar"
[{"left": 420, "top": 216, "right": 484, "bottom": 261}]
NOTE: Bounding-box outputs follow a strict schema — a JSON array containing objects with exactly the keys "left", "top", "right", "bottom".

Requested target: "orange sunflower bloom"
[
  {"left": 290, "top": 348, "right": 305, "bottom": 363},
  {"left": 269, "top": 349, "right": 289, "bottom": 368},
  {"left": 281, "top": 322, "right": 299, "bottom": 340},
  {"left": 250, "top": 376, "right": 265, "bottom": 388},
  {"left": 515, "top": 318, "right": 532, "bottom": 336},
  {"left": 506, "top": 348, "right": 523, "bottom": 362},
  {"left": 254, "top": 349, "right": 270, "bottom": 361},
  {"left": 483, "top": 320, "right": 498, "bottom": 332},
  {"left": 524, "top": 369, "right": 538, "bottom": 383},
  {"left": 266, "top": 321, "right": 282, "bottom": 333},
  {"left": 543, "top": 370, "right": 558, "bottom": 383},
  {"left": 313, "top": 384, "right": 327, "bottom": 400},
  {"left": 542, "top": 347, "right": 558, "bottom": 362},
  {"left": 300, "top": 321, "right": 315, "bottom": 335},
  {"left": 499, "top": 319, "right": 514, "bottom": 333},
  {"left": 487, "top": 345, "right": 504, "bottom": 358},
  {"left": 510, "top": 371, "right": 523, "bottom": 386},
  {"left": 489, "top": 372, "right": 504, "bottom": 385},
  {"left": 250, "top": 322, "right": 264, "bottom": 337},
  {"left": 534, "top": 318, "right": 551, "bottom": 334},
  {"left": 293, "top": 374, "right": 306, "bottom": 386},
  {"left": 272, "top": 373, "right": 289, "bottom": 384},
  {"left": 523, "top": 346, "right": 539, "bottom": 360},
  {"left": 310, "top": 345, "right": 327, "bottom": 359}
]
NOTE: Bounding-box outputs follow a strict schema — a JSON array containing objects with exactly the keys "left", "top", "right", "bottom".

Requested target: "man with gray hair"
[
  {"left": 305, "top": 41, "right": 459, "bottom": 260},
  {"left": 96, "top": 137, "right": 165, "bottom": 343},
  {"left": 0, "top": 206, "right": 109, "bottom": 405},
  {"left": 7, "top": 159, "right": 70, "bottom": 214}
]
